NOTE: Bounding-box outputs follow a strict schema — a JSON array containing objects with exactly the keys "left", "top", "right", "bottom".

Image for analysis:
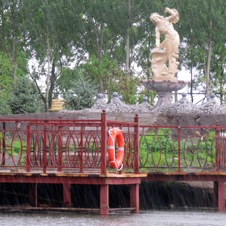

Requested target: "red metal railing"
[
  {"left": 0, "top": 112, "right": 225, "bottom": 174},
  {"left": 0, "top": 112, "right": 139, "bottom": 174},
  {"left": 139, "top": 124, "right": 226, "bottom": 172}
]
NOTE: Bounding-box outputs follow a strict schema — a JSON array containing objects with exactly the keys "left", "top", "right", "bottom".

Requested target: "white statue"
[{"left": 150, "top": 7, "right": 180, "bottom": 80}]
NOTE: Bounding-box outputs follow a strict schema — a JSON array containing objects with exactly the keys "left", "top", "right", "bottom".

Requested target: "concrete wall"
[{"left": 0, "top": 111, "right": 225, "bottom": 127}]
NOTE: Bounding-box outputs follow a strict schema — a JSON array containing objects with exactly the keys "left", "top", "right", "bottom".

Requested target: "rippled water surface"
[{"left": 0, "top": 210, "right": 226, "bottom": 226}]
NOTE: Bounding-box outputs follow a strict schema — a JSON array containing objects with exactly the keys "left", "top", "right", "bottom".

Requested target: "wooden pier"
[{"left": 0, "top": 111, "right": 226, "bottom": 215}]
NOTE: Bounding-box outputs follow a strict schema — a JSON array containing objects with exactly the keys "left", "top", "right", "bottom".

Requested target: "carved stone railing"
[{"left": 75, "top": 92, "right": 225, "bottom": 115}]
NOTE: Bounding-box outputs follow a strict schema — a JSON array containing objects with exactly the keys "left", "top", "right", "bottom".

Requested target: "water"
[{"left": 0, "top": 210, "right": 225, "bottom": 226}]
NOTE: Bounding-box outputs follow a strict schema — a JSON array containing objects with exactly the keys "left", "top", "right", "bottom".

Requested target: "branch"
[{"left": 29, "top": 72, "right": 46, "bottom": 104}]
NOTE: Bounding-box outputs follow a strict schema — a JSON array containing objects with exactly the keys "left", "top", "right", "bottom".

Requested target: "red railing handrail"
[{"left": 0, "top": 112, "right": 225, "bottom": 174}]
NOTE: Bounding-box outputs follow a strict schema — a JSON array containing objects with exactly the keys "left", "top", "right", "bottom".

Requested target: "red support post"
[
  {"left": 217, "top": 181, "right": 225, "bottom": 212},
  {"left": 100, "top": 184, "right": 109, "bottom": 215},
  {"left": 57, "top": 126, "right": 63, "bottom": 172},
  {"left": 178, "top": 126, "right": 181, "bottom": 173},
  {"left": 1, "top": 122, "right": 6, "bottom": 165},
  {"left": 26, "top": 124, "right": 31, "bottom": 172},
  {"left": 63, "top": 183, "right": 72, "bottom": 207},
  {"left": 101, "top": 111, "right": 107, "bottom": 175},
  {"left": 215, "top": 127, "right": 220, "bottom": 171},
  {"left": 43, "top": 122, "right": 47, "bottom": 173},
  {"left": 134, "top": 114, "right": 140, "bottom": 174},
  {"left": 79, "top": 126, "right": 84, "bottom": 173},
  {"left": 130, "top": 184, "right": 140, "bottom": 213}
]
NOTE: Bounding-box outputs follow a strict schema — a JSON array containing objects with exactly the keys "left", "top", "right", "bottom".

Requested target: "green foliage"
[
  {"left": 0, "top": 74, "right": 13, "bottom": 115},
  {"left": 80, "top": 55, "right": 140, "bottom": 104},
  {"left": 12, "top": 140, "right": 22, "bottom": 155},
  {"left": 140, "top": 129, "right": 177, "bottom": 168},
  {"left": 8, "top": 76, "right": 44, "bottom": 114},
  {"left": 63, "top": 76, "right": 98, "bottom": 110},
  {"left": 139, "top": 128, "right": 216, "bottom": 170},
  {"left": 0, "top": 0, "right": 226, "bottom": 105},
  {"left": 181, "top": 130, "right": 216, "bottom": 167},
  {"left": 0, "top": 52, "right": 14, "bottom": 114},
  {"left": 57, "top": 67, "right": 98, "bottom": 110},
  {"left": 177, "top": 0, "right": 226, "bottom": 100},
  {"left": 57, "top": 67, "right": 83, "bottom": 93},
  {"left": 81, "top": 55, "right": 121, "bottom": 92}
]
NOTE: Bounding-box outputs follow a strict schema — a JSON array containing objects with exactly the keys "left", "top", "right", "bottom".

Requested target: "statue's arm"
[
  {"left": 155, "top": 27, "right": 160, "bottom": 47},
  {"left": 165, "top": 7, "right": 179, "bottom": 22}
]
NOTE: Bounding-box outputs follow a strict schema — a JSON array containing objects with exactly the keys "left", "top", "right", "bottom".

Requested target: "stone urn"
[{"left": 141, "top": 79, "right": 189, "bottom": 109}]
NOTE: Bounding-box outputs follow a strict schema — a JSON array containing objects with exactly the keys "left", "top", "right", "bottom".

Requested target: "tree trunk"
[
  {"left": 45, "top": 27, "right": 51, "bottom": 112},
  {"left": 96, "top": 22, "right": 104, "bottom": 93},
  {"left": 206, "top": 39, "right": 212, "bottom": 100},
  {"left": 48, "top": 61, "right": 56, "bottom": 108},
  {"left": 219, "top": 67, "right": 224, "bottom": 104},
  {"left": 205, "top": 19, "right": 212, "bottom": 101},
  {"left": 190, "top": 67, "right": 193, "bottom": 103},
  {"left": 12, "top": 36, "right": 17, "bottom": 83},
  {"left": 11, "top": 1, "right": 17, "bottom": 84},
  {"left": 125, "top": 0, "right": 131, "bottom": 75},
  {"left": 125, "top": 29, "right": 130, "bottom": 75}
]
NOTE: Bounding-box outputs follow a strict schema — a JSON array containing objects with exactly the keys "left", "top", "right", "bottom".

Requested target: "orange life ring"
[{"left": 107, "top": 128, "right": 124, "bottom": 171}]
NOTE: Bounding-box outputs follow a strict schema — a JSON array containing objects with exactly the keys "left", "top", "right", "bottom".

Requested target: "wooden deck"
[{"left": 0, "top": 168, "right": 225, "bottom": 214}]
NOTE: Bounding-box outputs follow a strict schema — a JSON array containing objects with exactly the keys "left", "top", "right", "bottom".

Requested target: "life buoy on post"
[{"left": 107, "top": 128, "right": 124, "bottom": 171}]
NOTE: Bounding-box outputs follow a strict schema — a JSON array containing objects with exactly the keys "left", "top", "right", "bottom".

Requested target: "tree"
[
  {"left": 0, "top": 74, "right": 12, "bottom": 115},
  {"left": 60, "top": 74, "right": 97, "bottom": 110},
  {"left": 0, "top": 51, "right": 16, "bottom": 115},
  {"left": 21, "top": 0, "right": 84, "bottom": 111},
  {"left": 1, "top": 0, "right": 226, "bottom": 112},
  {"left": 0, "top": 0, "right": 29, "bottom": 82},
  {"left": 8, "top": 76, "right": 43, "bottom": 114},
  {"left": 80, "top": 55, "right": 139, "bottom": 104},
  {"left": 177, "top": 0, "right": 226, "bottom": 101}
]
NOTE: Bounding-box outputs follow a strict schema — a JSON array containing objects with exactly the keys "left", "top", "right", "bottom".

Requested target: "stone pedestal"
[{"left": 141, "top": 80, "right": 189, "bottom": 109}]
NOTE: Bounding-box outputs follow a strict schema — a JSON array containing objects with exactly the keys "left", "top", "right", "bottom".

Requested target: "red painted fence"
[{"left": 0, "top": 112, "right": 226, "bottom": 174}]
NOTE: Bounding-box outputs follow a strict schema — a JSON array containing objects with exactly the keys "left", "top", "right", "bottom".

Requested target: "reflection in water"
[{"left": 0, "top": 211, "right": 226, "bottom": 226}]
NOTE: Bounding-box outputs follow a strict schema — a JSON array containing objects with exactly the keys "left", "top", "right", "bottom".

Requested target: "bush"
[{"left": 8, "top": 76, "right": 44, "bottom": 114}]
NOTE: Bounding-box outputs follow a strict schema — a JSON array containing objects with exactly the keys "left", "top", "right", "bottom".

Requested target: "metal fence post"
[
  {"left": 79, "top": 125, "right": 84, "bottom": 173},
  {"left": 101, "top": 110, "right": 107, "bottom": 175},
  {"left": 215, "top": 125, "right": 220, "bottom": 171},
  {"left": 1, "top": 122, "right": 6, "bottom": 165},
  {"left": 43, "top": 121, "right": 47, "bottom": 173},
  {"left": 134, "top": 114, "right": 140, "bottom": 174},
  {"left": 26, "top": 124, "right": 31, "bottom": 172},
  {"left": 58, "top": 126, "right": 63, "bottom": 172},
  {"left": 178, "top": 126, "right": 181, "bottom": 173}
]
